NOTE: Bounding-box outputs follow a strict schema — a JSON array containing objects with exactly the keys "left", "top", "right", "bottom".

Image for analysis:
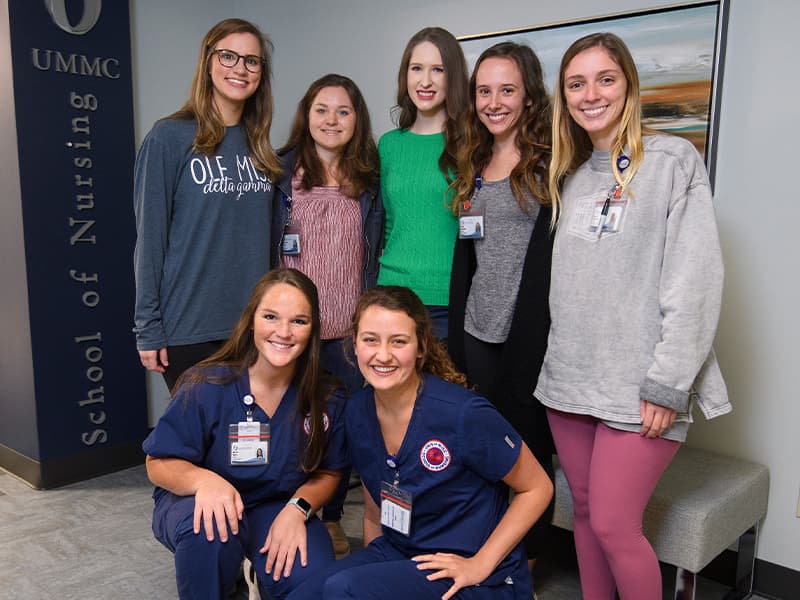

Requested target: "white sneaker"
[{"left": 243, "top": 558, "right": 261, "bottom": 600}]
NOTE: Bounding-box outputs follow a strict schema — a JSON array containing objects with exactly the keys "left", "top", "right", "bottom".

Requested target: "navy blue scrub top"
[
  {"left": 345, "top": 373, "right": 524, "bottom": 586},
  {"left": 143, "top": 367, "right": 347, "bottom": 508}
]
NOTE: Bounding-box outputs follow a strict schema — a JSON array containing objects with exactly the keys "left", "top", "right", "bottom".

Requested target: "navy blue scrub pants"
[
  {"left": 285, "top": 536, "right": 532, "bottom": 599},
  {"left": 152, "top": 493, "right": 335, "bottom": 599}
]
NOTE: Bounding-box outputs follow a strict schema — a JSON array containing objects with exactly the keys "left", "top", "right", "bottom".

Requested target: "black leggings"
[
  {"left": 463, "top": 332, "right": 555, "bottom": 560},
  {"left": 162, "top": 340, "right": 224, "bottom": 391}
]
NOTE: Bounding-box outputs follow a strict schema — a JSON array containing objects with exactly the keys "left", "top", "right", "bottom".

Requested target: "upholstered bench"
[{"left": 551, "top": 446, "right": 769, "bottom": 600}]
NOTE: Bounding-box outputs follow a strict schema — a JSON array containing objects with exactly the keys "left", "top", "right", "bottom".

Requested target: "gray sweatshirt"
[{"left": 535, "top": 135, "right": 730, "bottom": 440}]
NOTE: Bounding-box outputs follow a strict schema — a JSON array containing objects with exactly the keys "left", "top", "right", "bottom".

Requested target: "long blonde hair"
[
  {"left": 171, "top": 18, "right": 280, "bottom": 180},
  {"left": 550, "top": 32, "right": 645, "bottom": 225}
]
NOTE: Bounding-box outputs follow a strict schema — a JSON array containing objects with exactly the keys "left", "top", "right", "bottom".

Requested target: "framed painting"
[{"left": 459, "top": 0, "right": 730, "bottom": 186}]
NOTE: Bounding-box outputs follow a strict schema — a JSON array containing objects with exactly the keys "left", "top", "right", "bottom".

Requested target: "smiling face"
[
  {"left": 308, "top": 85, "right": 356, "bottom": 160},
  {"left": 563, "top": 45, "right": 628, "bottom": 151},
  {"left": 406, "top": 41, "right": 447, "bottom": 118},
  {"left": 354, "top": 305, "right": 422, "bottom": 400},
  {"left": 251, "top": 283, "right": 312, "bottom": 373},
  {"left": 474, "top": 57, "right": 527, "bottom": 145},
  {"left": 209, "top": 32, "right": 262, "bottom": 122}
]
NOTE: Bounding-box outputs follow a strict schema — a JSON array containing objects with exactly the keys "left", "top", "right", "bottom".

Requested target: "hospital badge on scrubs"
[{"left": 420, "top": 439, "right": 451, "bottom": 472}]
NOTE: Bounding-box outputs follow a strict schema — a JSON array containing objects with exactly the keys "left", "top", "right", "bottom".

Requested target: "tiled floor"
[{"left": 0, "top": 465, "right": 774, "bottom": 599}]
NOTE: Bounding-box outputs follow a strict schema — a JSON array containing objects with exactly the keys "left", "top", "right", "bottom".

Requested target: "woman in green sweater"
[{"left": 377, "top": 27, "right": 469, "bottom": 339}]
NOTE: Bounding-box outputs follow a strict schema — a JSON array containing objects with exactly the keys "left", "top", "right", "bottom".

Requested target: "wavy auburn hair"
[
  {"left": 451, "top": 42, "right": 551, "bottom": 214},
  {"left": 351, "top": 286, "right": 466, "bottom": 387}
]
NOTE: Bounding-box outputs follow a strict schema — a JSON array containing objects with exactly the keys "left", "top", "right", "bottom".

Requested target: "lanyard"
[
  {"left": 462, "top": 175, "right": 482, "bottom": 211},
  {"left": 597, "top": 155, "right": 629, "bottom": 239}
]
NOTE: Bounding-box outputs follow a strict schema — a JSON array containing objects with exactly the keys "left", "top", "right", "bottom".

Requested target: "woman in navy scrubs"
[
  {"left": 143, "top": 268, "right": 347, "bottom": 600},
  {"left": 288, "top": 286, "right": 553, "bottom": 599}
]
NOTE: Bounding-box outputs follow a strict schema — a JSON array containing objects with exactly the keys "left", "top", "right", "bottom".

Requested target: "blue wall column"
[{"left": 0, "top": 0, "right": 146, "bottom": 488}]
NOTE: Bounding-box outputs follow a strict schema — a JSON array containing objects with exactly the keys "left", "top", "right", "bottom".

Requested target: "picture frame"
[{"left": 459, "top": 1, "right": 730, "bottom": 187}]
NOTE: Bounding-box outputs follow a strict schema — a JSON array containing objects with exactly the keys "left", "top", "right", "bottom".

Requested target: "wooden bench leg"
[
  {"left": 675, "top": 567, "right": 696, "bottom": 600},
  {"left": 723, "top": 522, "right": 758, "bottom": 600}
]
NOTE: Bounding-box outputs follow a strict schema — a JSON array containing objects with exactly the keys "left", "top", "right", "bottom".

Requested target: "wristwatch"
[{"left": 286, "top": 497, "right": 312, "bottom": 521}]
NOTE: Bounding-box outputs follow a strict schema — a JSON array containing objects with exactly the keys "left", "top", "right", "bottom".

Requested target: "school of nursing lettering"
[{"left": 67, "top": 88, "right": 110, "bottom": 447}]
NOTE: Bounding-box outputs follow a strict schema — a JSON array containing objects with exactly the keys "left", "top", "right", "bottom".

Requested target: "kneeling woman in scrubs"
[
  {"left": 143, "top": 268, "right": 347, "bottom": 600},
  {"left": 288, "top": 286, "right": 553, "bottom": 599}
]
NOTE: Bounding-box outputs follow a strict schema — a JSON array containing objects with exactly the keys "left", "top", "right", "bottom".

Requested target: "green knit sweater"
[{"left": 377, "top": 129, "right": 458, "bottom": 305}]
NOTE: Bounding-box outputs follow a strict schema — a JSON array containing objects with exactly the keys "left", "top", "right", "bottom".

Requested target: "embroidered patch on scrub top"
[
  {"left": 228, "top": 421, "right": 270, "bottom": 466},
  {"left": 419, "top": 439, "right": 451, "bottom": 472},
  {"left": 303, "top": 411, "right": 330, "bottom": 435},
  {"left": 380, "top": 481, "right": 413, "bottom": 536}
]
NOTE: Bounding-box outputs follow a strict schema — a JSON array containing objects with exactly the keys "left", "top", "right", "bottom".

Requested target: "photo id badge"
[
  {"left": 229, "top": 421, "right": 270, "bottom": 466},
  {"left": 380, "top": 481, "right": 412, "bottom": 536},
  {"left": 281, "top": 223, "right": 301, "bottom": 255},
  {"left": 589, "top": 198, "right": 627, "bottom": 236},
  {"left": 458, "top": 200, "right": 485, "bottom": 239}
]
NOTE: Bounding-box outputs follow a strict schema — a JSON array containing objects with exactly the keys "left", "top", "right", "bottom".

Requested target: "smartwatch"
[{"left": 286, "top": 497, "right": 312, "bottom": 521}]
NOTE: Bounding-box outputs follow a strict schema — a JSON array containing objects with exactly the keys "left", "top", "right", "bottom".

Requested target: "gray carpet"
[{"left": 0, "top": 465, "right": 770, "bottom": 599}]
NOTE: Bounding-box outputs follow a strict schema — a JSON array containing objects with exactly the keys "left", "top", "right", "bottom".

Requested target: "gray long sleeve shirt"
[
  {"left": 133, "top": 118, "right": 272, "bottom": 350},
  {"left": 535, "top": 135, "right": 729, "bottom": 440}
]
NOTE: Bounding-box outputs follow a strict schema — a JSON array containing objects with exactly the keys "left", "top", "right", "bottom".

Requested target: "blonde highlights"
[{"left": 549, "top": 32, "right": 646, "bottom": 226}]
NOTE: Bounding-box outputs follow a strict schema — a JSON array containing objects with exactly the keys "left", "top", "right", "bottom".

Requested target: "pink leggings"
[{"left": 547, "top": 409, "right": 679, "bottom": 600}]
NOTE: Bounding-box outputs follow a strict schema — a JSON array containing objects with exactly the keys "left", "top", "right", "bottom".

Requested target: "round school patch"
[
  {"left": 303, "top": 412, "right": 330, "bottom": 435},
  {"left": 420, "top": 439, "right": 451, "bottom": 472}
]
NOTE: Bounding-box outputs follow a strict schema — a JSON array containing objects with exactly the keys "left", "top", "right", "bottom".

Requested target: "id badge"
[
  {"left": 281, "top": 223, "right": 301, "bottom": 255},
  {"left": 589, "top": 198, "right": 626, "bottom": 235},
  {"left": 229, "top": 421, "right": 270, "bottom": 466},
  {"left": 458, "top": 200, "right": 485, "bottom": 239},
  {"left": 380, "top": 481, "right": 412, "bottom": 536}
]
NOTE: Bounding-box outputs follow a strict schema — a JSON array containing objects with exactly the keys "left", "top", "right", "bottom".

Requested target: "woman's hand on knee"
[
  {"left": 411, "top": 552, "right": 490, "bottom": 600},
  {"left": 260, "top": 505, "right": 308, "bottom": 581},
  {"left": 192, "top": 471, "right": 244, "bottom": 542}
]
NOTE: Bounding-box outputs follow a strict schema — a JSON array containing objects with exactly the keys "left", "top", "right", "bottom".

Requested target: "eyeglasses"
[{"left": 212, "top": 49, "right": 264, "bottom": 73}]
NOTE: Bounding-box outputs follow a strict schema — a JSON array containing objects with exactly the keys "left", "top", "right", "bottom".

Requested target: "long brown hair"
[
  {"left": 171, "top": 18, "right": 280, "bottom": 180},
  {"left": 351, "top": 286, "right": 466, "bottom": 386},
  {"left": 393, "top": 27, "right": 469, "bottom": 181},
  {"left": 279, "top": 74, "right": 379, "bottom": 198},
  {"left": 550, "top": 32, "right": 646, "bottom": 223},
  {"left": 452, "top": 41, "right": 551, "bottom": 213},
  {"left": 177, "top": 268, "right": 331, "bottom": 472}
]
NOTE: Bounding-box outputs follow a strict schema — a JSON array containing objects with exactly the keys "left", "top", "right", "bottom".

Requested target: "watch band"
[{"left": 286, "top": 497, "right": 312, "bottom": 521}]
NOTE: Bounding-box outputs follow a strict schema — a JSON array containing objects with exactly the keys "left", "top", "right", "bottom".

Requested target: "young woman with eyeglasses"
[{"left": 134, "top": 18, "right": 280, "bottom": 391}]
